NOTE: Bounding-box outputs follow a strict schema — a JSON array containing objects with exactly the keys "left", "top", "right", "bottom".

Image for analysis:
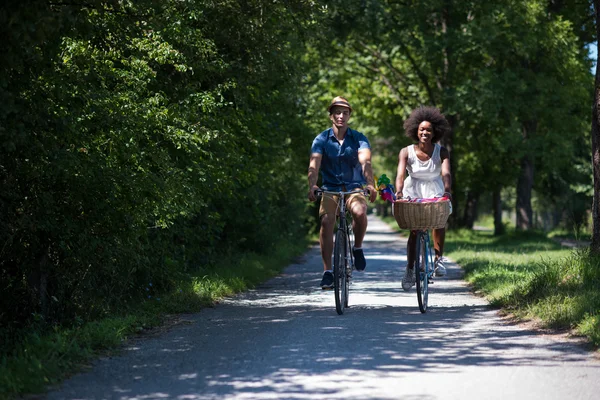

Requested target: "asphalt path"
[{"left": 45, "top": 215, "right": 600, "bottom": 400}]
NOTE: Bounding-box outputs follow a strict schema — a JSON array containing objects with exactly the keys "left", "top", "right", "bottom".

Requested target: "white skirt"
[
  {"left": 402, "top": 176, "right": 444, "bottom": 199},
  {"left": 403, "top": 176, "right": 452, "bottom": 214}
]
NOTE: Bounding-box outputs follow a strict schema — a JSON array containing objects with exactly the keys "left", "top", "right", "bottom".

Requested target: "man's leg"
[
  {"left": 319, "top": 213, "right": 335, "bottom": 271},
  {"left": 348, "top": 194, "right": 368, "bottom": 270},
  {"left": 349, "top": 200, "right": 368, "bottom": 248},
  {"left": 318, "top": 195, "right": 337, "bottom": 288}
]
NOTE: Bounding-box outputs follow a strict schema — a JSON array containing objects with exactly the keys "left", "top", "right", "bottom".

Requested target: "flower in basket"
[
  {"left": 400, "top": 196, "right": 450, "bottom": 203},
  {"left": 417, "top": 196, "right": 450, "bottom": 203}
]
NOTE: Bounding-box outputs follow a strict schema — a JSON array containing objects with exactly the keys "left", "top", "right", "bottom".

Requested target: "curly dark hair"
[{"left": 403, "top": 106, "right": 451, "bottom": 143}]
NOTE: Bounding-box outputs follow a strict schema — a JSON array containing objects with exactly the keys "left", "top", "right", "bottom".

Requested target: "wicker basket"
[{"left": 393, "top": 200, "right": 450, "bottom": 230}]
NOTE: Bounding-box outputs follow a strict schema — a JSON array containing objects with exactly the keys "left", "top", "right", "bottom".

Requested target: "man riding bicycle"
[{"left": 307, "top": 96, "right": 377, "bottom": 289}]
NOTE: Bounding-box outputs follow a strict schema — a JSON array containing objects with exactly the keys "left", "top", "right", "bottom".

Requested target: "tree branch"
[
  {"left": 350, "top": 43, "right": 412, "bottom": 108},
  {"left": 387, "top": 15, "right": 438, "bottom": 105}
]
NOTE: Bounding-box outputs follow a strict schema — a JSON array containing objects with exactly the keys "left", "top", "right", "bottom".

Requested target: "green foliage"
[
  {"left": 0, "top": 0, "right": 320, "bottom": 348},
  {"left": 303, "top": 0, "right": 593, "bottom": 230},
  {"left": 0, "top": 314, "right": 153, "bottom": 397},
  {"left": 0, "top": 234, "right": 308, "bottom": 398}
]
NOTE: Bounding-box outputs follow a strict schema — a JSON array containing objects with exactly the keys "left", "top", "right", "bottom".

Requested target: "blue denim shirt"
[{"left": 311, "top": 128, "right": 371, "bottom": 191}]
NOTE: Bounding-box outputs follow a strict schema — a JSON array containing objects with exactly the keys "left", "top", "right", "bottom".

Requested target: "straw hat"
[{"left": 327, "top": 96, "right": 353, "bottom": 113}]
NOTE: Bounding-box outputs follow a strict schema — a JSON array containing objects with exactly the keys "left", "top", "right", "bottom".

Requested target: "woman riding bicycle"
[{"left": 394, "top": 106, "right": 452, "bottom": 291}]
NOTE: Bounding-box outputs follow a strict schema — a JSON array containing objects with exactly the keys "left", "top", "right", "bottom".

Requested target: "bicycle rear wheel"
[
  {"left": 414, "top": 231, "right": 429, "bottom": 313},
  {"left": 333, "top": 228, "right": 347, "bottom": 315}
]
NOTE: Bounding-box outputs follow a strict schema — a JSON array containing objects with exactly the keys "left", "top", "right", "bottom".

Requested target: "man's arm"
[
  {"left": 358, "top": 148, "right": 377, "bottom": 202},
  {"left": 308, "top": 152, "right": 322, "bottom": 202}
]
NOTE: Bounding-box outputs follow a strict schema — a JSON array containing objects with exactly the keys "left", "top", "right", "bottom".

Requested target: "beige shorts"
[{"left": 319, "top": 190, "right": 367, "bottom": 219}]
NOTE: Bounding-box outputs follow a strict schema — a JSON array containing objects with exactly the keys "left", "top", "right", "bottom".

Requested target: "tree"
[
  {"left": 305, "top": 0, "right": 591, "bottom": 233},
  {"left": 0, "top": 0, "right": 321, "bottom": 337},
  {"left": 592, "top": 0, "right": 600, "bottom": 253}
]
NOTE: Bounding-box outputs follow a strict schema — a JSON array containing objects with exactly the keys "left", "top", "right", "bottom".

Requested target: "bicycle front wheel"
[
  {"left": 344, "top": 224, "right": 353, "bottom": 308},
  {"left": 414, "top": 231, "right": 429, "bottom": 313},
  {"left": 333, "top": 228, "right": 347, "bottom": 315}
]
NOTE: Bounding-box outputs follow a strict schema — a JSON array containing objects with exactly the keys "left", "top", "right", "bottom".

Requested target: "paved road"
[{"left": 46, "top": 215, "right": 600, "bottom": 400}]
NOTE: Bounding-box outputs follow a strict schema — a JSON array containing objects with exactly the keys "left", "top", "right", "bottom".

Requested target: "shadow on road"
[{"left": 46, "top": 221, "right": 600, "bottom": 400}]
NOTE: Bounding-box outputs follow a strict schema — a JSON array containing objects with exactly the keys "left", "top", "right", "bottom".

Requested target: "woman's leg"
[
  {"left": 432, "top": 227, "right": 447, "bottom": 276},
  {"left": 406, "top": 230, "right": 417, "bottom": 268},
  {"left": 432, "top": 227, "right": 446, "bottom": 260},
  {"left": 402, "top": 230, "right": 418, "bottom": 290}
]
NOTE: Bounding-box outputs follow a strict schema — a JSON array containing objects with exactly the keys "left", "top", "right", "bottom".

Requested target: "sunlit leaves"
[
  {"left": 0, "top": 0, "right": 319, "bottom": 335},
  {"left": 306, "top": 0, "right": 591, "bottom": 228}
]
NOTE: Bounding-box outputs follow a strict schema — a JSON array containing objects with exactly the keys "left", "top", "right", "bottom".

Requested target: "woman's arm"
[
  {"left": 440, "top": 146, "right": 452, "bottom": 198},
  {"left": 395, "top": 147, "right": 408, "bottom": 198}
]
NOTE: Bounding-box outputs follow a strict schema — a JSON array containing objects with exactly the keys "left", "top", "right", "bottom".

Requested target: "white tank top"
[
  {"left": 402, "top": 143, "right": 445, "bottom": 200},
  {"left": 406, "top": 143, "right": 442, "bottom": 180}
]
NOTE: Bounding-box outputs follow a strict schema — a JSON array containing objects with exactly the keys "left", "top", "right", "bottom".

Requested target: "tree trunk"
[
  {"left": 516, "top": 154, "right": 534, "bottom": 230},
  {"left": 442, "top": 114, "right": 458, "bottom": 227},
  {"left": 516, "top": 122, "right": 535, "bottom": 231},
  {"left": 28, "top": 244, "right": 50, "bottom": 320},
  {"left": 592, "top": 98, "right": 600, "bottom": 254},
  {"left": 438, "top": 4, "right": 458, "bottom": 229},
  {"left": 493, "top": 185, "right": 505, "bottom": 236},
  {"left": 592, "top": 0, "right": 600, "bottom": 254},
  {"left": 462, "top": 191, "right": 478, "bottom": 229}
]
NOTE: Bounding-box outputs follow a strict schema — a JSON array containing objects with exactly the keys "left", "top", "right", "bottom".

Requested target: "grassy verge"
[
  {"left": 0, "top": 239, "right": 308, "bottom": 399},
  {"left": 379, "top": 214, "right": 600, "bottom": 348},
  {"left": 444, "top": 228, "right": 600, "bottom": 347}
]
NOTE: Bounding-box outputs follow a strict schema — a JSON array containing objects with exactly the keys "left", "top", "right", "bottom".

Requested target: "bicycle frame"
[
  {"left": 317, "top": 188, "right": 368, "bottom": 314},
  {"left": 336, "top": 193, "right": 354, "bottom": 274}
]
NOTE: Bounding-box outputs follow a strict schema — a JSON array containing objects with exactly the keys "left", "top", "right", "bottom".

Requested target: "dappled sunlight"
[
  {"left": 92, "top": 291, "right": 598, "bottom": 399},
  {"left": 46, "top": 216, "right": 600, "bottom": 400},
  {"left": 362, "top": 232, "right": 401, "bottom": 242}
]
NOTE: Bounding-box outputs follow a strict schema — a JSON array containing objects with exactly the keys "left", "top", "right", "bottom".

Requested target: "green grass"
[
  {"left": 0, "top": 239, "right": 308, "bottom": 399},
  {"left": 546, "top": 228, "right": 592, "bottom": 242},
  {"left": 444, "top": 228, "right": 600, "bottom": 347},
  {"left": 380, "top": 213, "right": 600, "bottom": 349}
]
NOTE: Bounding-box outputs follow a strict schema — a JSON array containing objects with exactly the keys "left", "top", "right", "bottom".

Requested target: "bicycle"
[
  {"left": 393, "top": 198, "right": 450, "bottom": 313},
  {"left": 412, "top": 228, "right": 434, "bottom": 313},
  {"left": 316, "top": 188, "right": 369, "bottom": 315}
]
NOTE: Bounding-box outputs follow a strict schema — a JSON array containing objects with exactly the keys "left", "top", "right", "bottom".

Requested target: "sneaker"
[
  {"left": 434, "top": 257, "right": 447, "bottom": 277},
  {"left": 353, "top": 247, "right": 366, "bottom": 271},
  {"left": 402, "top": 267, "right": 415, "bottom": 291},
  {"left": 320, "top": 271, "right": 334, "bottom": 289}
]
